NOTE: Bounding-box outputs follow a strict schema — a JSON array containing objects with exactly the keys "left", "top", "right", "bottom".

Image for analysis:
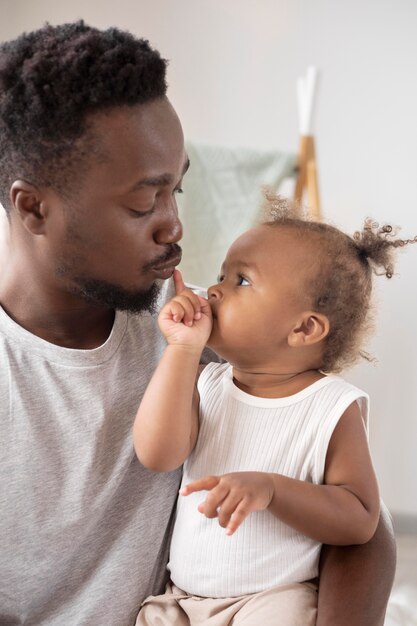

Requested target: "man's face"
[{"left": 42, "top": 97, "right": 187, "bottom": 312}]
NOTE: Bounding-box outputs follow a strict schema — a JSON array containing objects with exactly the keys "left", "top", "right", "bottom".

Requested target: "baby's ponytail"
[{"left": 353, "top": 219, "right": 417, "bottom": 279}]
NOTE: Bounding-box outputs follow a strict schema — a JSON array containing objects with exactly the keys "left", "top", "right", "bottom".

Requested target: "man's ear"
[
  {"left": 10, "top": 179, "right": 47, "bottom": 235},
  {"left": 288, "top": 311, "right": 330, "bottom": 347}
]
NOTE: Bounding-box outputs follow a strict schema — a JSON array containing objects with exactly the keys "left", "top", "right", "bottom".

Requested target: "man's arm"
[{"left": 317, "top": 502, "right": 396, "bottom": 626}]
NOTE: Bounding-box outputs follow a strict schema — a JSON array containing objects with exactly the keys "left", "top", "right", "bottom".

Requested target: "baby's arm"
[
  {"left": 267, "top": 401, "right": 380, "bottom": 544},
  {"left": 133, "top": 270, "right": 212, "bottom": 472},
  {"left": 183, "top": 401, "right": 380, "bottom": 545}
]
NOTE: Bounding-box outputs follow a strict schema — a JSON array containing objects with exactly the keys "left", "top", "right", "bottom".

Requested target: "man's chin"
[{"left": 71, "top": 277, "right": 162, "bottom": 314}]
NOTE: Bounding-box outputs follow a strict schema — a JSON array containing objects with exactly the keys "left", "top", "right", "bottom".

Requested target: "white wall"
[{"left": 1, "top": 0, "right": 417, "bottom": 516}]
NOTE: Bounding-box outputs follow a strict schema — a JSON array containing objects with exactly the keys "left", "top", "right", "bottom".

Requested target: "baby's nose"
[{"left": 207, "top": 284, "right": 222, "bottom": 300}]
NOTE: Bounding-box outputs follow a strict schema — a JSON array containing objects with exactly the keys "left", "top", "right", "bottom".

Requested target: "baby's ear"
[{"left": 288, "top": 311, "right": 330, "bottom": 347}]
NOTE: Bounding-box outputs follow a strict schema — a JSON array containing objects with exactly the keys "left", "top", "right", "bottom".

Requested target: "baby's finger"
[
  {"left": 166, "top": 300, "right": 187, "bottom": 324},
  {"left": 173, "top": 269, "right": 186, "bottom": 295},
  {"left": 216, "top": 493, "right": 243, "bottom": 528},
  {"left": 225, "top": 501, "right": 251, "bottom": 536},
  {"left": 172, "top": 294, "right": 200, "bottom": 326},
  {"left": 198, "top": 484, "right": 229, "bottom": 518},
  {"left": 179, "top": 475, "right": 220, "bottom": 496},
  {"left": 198, "top": 295, "right": 212, "bottom": 321},
  {"left": 174, "top": 271, "right": 204, "bottom": 321}
]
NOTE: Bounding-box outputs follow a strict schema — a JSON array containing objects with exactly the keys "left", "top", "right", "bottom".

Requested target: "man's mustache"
[{"left": 144, "top": 244, "right": 182, "bottom": 271}]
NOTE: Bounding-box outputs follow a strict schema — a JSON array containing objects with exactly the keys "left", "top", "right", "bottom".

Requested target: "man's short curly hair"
[{"left": 0, "top": 21, "right": 168, "bottom": 211}]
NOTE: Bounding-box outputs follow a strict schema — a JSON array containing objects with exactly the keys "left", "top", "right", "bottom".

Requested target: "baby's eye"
[
  {"left": 237, "top": 275, "right": 250, "bottom": 286},
  {"left": 217, "top": 274, "right": 224, "bottom": 283}
]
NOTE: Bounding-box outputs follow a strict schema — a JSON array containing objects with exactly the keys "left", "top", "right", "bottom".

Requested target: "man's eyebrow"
[{"left": 129, "top": 157, "right": 190, "bottom": 192}]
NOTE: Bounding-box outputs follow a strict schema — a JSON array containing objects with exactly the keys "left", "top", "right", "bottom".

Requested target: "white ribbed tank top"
[{"left": 168, "top": 362, "right": 369, "bottom": 598}]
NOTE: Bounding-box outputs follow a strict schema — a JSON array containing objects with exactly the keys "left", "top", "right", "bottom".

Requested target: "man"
[{"left": 0, "top": 21, "right": 395, "bottom": 626}]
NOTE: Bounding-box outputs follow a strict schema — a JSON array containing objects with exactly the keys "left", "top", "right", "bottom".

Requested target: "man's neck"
[{"left": 0, "top": 275, "right": 115, "bottom": 349}]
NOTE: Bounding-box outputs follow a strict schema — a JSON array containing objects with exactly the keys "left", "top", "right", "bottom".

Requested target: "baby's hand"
[
  {"left": 180, "top": 472, "right": 275, "bottom": 535},
  {"left": 158, "top": 270, "right": 212, "bottom": 348}
]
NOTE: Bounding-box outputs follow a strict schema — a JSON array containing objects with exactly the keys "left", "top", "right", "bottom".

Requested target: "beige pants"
[{"left": 136, "top": 580, "right": 318, "bottom": 626}]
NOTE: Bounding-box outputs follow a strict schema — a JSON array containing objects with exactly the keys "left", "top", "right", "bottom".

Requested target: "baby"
[{"left": 134, "top": 198, "right": 416, "bottom": 625}]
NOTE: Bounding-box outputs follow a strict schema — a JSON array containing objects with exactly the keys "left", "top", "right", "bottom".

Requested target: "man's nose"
[{"left": 154, "top": 204, "right": 183, "bottom": 245}]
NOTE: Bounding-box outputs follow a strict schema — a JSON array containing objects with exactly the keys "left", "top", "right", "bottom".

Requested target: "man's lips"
[{"left": 149, "top": 253, "right": 182, "bottom": 278}]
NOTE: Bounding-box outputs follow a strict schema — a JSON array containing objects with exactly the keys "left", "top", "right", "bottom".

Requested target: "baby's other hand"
[{"left": 180, "top": 472, "right": 275, "bottom": 535}]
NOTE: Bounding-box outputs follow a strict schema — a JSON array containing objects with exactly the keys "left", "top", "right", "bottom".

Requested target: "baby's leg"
[
  {"left": 136, "top": 582, "right": 249, "bottom": 626},
  {"left": 136, "top": 580, "right": 317, "bottom": 626},
  {"left": 135, "top": 582, "right": 190, "bottom": 626},
  {"left": 232, "top": 581, "right": 318, "bottom": 626}
]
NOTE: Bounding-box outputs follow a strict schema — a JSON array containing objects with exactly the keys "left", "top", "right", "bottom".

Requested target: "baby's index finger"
[
  {"left": 173, "top": 269, "right": 186, "bottom": 295},
  {"left": 179, "top": 476, "right": 220, "bottom": 496}
]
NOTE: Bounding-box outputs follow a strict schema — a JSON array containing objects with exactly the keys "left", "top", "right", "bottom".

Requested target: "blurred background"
[{"left": 1, "top": 1, "right": 416, "bottom": 617}]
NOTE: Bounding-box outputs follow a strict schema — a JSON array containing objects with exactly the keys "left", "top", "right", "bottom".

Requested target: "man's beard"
[
  {"left": 55, "top": 237, "right": 181, "bottom": 314},
  {"left": 68, "top": 276, "right": 162, "bottom": 314}
]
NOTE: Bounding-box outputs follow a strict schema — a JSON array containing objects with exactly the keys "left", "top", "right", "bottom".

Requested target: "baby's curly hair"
[
  {"left": 262, "top": 192, "right": 417, "bottom": 373},
  {"left": 0, "top": 21, "right": 168, "bottom": 211}
]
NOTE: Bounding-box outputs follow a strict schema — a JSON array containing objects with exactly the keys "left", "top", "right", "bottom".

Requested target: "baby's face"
[{"left": 206, "top": 224, "right": 313, "bottom": 365}]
